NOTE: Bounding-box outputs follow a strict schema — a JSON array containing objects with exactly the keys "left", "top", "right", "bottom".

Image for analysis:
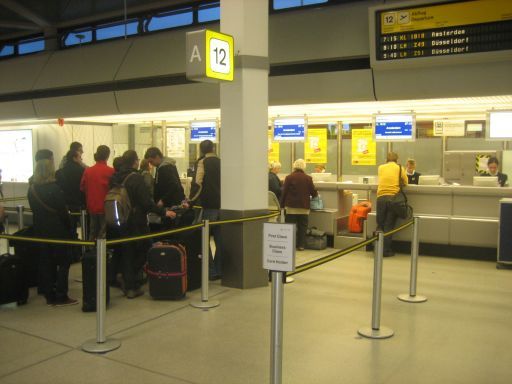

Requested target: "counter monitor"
[
  {"left": 418, "top": 175, "right": 440, "bottom": 185},
  {"left": 273, "top": 117, "right": 307, "bottom": 142},
  {"left": 487, "top": 110, "right": 512, "bottom": 140},
  {"left": 373, "top": 114, "right": 415, "bottom": 141},
  {"left": 473, "top": 176, "right": 498, "bottom": 187},
  {"left": 312, "top": 172, "right": 332, "bottom": 183},
  {"left": 190, "top": 121, "right": 217, "bottom": 142}
]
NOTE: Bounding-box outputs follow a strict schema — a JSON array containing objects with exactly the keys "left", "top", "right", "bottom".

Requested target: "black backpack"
[{"left": 104, "top": 172, "right": 136, "bottom": 227}]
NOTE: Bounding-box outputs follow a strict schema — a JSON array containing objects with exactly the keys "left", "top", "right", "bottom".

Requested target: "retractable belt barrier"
[{"left": 0, "top": 196, "right": 28, "bottom": 203}]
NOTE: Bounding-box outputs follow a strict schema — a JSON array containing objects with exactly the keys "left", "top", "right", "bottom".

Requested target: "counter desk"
[{"left": 311, "top": 182, "right": 512, "bottom": 253}]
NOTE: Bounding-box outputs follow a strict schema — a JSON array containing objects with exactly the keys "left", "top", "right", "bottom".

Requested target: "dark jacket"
[
  {"left": 483, "top": 171, "right": 508, "bottom": 187},
  {"left": 27, "top": 182, "right": 73, "bottom": 239},
  {"left": 280, "top": 170, "right": 318, "bottom": 210},
  {"left": 110, "top": 167, "right": 165, "bottom": 235},
  {"left": 56, "top": 160, "right": 85, "bottom": 211},
  {"left": 268, "top": 172, "right": 282, "bottom": 200},
  {"left": 154, "top": 159, "right": 185, "bottom": 207},
  {"left": 407, "top": 171, "right": 421, "bottom": 185},
  {"left": 189, "top": 153, "right": 221, "bottom": 209}
]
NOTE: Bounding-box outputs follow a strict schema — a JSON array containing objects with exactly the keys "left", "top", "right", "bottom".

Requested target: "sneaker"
[
  {"left": 126, "top": 288, "right": 144, "bottom": 299},
  {"left": 209, "top": 274, "right": 222, "bottom": 281},
  {"left": 297, "top": 247, "right": 305, "bottom": 251},
  {"left": 54, "top": 297, "right": 79, "bottom": 307}
]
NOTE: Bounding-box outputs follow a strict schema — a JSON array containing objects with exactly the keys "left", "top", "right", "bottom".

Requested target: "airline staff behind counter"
[
  {"left": 406, "top": 159, "right": 421, "bottom": 185},
  {"left": 483, "top": 157, "right": 508, "bottom": 187}
]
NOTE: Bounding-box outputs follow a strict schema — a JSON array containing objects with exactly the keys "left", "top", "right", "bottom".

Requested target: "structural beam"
[{"left": 0, "top": 0, "right": 51, "bottom": 28}]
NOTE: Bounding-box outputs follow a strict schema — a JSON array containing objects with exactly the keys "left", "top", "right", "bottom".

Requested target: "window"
[
  {"left": 198, "top": 2, "right": 220, "bottom": 22},
  {"left": 273, "top": 0, "right": 328, "bottom": 10},
  {"left": 64, "top": 30, "right": 93, "bottom": 46},
  {"left": 97, "top": 20, "right": 139, "bottom": 40},
  {"left": 146, "top": 8, "right": 193, "bottom": 32},
  {"left": 18, "top": 38, "right": 44, "bottom": 55},
  {"left": 0, "top": 45, "right": 14, "bottom": 57}
]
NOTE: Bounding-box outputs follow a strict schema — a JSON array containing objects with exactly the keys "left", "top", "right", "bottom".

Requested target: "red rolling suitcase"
[
  {"left": 348, "top": 202, "right": 372, "bottom": 233},
  {"left": 146, "top": 243, "right": 187, "bottom": 300}
]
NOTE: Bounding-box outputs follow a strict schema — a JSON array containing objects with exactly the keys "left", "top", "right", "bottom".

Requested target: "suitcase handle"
[{"left": 144, "top": 265, "right": 186, "bottom": 278}]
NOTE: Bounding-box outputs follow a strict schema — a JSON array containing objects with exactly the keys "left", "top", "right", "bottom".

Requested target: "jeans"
[
  {"left": 203, "top": 209, "right": 222, "bottom": 277},
  {"left": 285, "top": 214, "right": 309, "bottom": 249},
  {"left": 376, "top": 195, "right": 398, "bottom": 254},
  {"left": 40, "top": 244, "right": 71, "bottom": 302}
]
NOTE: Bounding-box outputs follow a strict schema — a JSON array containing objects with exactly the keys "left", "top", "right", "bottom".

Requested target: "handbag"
[
  {"left": 390, "top": 166, "right": 412, "bottom": 219},
  {"left": 310, "top": 195, "right": 324, "bottom": 210}
]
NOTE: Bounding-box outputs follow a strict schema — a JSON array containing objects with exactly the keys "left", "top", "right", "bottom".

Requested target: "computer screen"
[
  {"left": 273, "top": 117, "right": 306, "bottom": 142},
  {"left": 373, "top": 114, "right": 415, "bottom": 141},
  {"left": 311, "top": 172, "right": 332, "bottom": 183},
  {"left": 190, "top": 121, "right": 217, "bottom": 142},
  {"left": 418, "top": 175, "right": 440, "bottom": 185},
  {"left": 473, "top": 176, "right": 498, "bottom": 187},
  {"left": 487, "top": 111, "right": 512, "bottom": 140}
]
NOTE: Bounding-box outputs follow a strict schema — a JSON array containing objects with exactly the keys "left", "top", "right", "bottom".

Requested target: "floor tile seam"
[
  {"left": 100, "top": 355, "right": 201, "bottom": 384},
  {"left": 0, "top": 323, "right": 75, "bottom": 349},
  {"left": 0, "top": 349, "right": 73, "bottom": 381},
  {"left": 107, "top": 288, "right": 232, "bottom": 337}
]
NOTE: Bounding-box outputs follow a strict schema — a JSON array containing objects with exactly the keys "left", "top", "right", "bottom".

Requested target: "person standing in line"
[
  {"left": 280, "top": 159, "right": 318, "bottom": 251},
  {"left": 144, "top": 147, "right": 185, "bottom": 208},
  {"left": 268, "top": 161, "right": 283, "bottom": 200},
  {"left": 484, "top": 157, "right": 508, "bottom": 187},
  {"left": 139, "top": 158, "right": 154, "bottom": 197},
  {"left": 59, "top": 141, "right": 85, "bottom": 169},
  {"left": 376, "top": 152, "right": 408, "bottom": 257},
  {"left": 28, "top": 159, "right": 77, "bottom": 306},
  {"left": 189, "top": 140, "right": 222, "bottom": 280},
  {"left": 111, "top": 150, "right": 176, "bottom": 298},
  {"left": 406, "top": 159, "right": 421, "bottom": 185},
  {"left": 80, "top": 145, "right": 114, "bottom": 240}
]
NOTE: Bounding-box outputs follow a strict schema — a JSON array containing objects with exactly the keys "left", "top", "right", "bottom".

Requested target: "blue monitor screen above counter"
[
  {"left": 374, "top": 114, "right": 415, "bottom": 141},
  {"left": 273, "top": 118, "right": 306, "bottom": 142},
  {"left": 190, "top": 121, "right": 217, "bottom": 142}
]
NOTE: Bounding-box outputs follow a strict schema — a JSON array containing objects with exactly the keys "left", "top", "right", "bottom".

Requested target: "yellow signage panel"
[
  {"left": 351, "top": 129, "right": 376, "bottom": 166},
  {"left": 381, "top": 0, "right": 512, "bottom": 34},
  {"left": 304, "top": 128, "right": 327, "bottom": 164},
  {"left": 268, "top": 130, "right": 280, "bottom": 164},
  {"left": 205, "top": 30, "right": 234, "bottom": 81}
]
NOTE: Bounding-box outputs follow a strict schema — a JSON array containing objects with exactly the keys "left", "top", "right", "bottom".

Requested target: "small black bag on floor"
[
  {"left": 11, "top": 227, "right": 40, "bottom": 288},
  {"left": 82, "top": 250, "right": 111, "bottom": 312},
  {"left": 146, "top": 243, "right": 187, "bottom": 300},
  {"left": 0, "top": 253, "right": 28, "bottom": 305},
  {"left": 305, "top": 227, "right": 327, "bottom": 250}
]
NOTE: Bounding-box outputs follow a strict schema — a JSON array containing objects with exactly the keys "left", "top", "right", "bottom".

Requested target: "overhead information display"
[{"left": 373, "top": 0, "right": 512, "bottom": 63}]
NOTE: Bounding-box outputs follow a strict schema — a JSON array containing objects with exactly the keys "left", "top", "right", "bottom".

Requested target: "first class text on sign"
[{"left": 375, "top": 0, "right": 512, "bottom": 61}]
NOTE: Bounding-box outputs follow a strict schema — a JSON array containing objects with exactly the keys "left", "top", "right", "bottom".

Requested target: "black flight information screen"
[{"left": 375, "top": 0, "right": 512, "bottom": 62}]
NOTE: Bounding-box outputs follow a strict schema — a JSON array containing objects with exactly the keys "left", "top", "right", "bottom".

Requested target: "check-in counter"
[{"left": 311, "top": 182, "right": 512, "bottom": 250}]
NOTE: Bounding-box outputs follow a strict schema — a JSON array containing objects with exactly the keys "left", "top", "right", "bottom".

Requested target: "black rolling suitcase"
[
  {"left": 11, "top": 227, "right": 40, "bottom": 288},
  {"left": 82, "top": 250, "right": 110, "bottom": 312},
  {"left": 0, "top": 253, "right": 29, "bottom": 305},
  {"left": 146, "top": 243, "right": 187, "bottom": 300}
]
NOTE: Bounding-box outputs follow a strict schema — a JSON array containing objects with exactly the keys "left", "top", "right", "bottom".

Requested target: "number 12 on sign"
[{"left": 206, "top": 30, "right": 234, "bottom": 81}]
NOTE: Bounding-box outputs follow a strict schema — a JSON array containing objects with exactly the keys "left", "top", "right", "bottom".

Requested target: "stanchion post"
[
  {"left": 80, "top": 209, "right": 88, "bottom": 255},
  {"left": 191, "top": 219, "right": 220, "bottom": 309},
  {"left": 280, "top": 210, "right": 295, "bottom": 284},
  {"left": 270, "top": 271, "right": 284, "bottom": 384},
  {"left": 398, "top": 217, "right": 427, "bottom": 303},
  {"left": 358, "top": 231, "right": 394, "bottom": 339},
  {"left": 82, "top": 238, "right": 121, "bottom": 353},
  {"left": 16, "top": 205, "right": 24, "bottom": 230}
]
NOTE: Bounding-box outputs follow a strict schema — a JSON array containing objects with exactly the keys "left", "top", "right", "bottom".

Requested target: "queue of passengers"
[{"left": 27, "top": 140, "right": 221, "bottom": 306}]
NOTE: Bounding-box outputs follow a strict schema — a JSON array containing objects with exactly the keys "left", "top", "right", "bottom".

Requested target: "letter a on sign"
[{"left": 189, "top": 45, "right": 202, "bottom": 63}]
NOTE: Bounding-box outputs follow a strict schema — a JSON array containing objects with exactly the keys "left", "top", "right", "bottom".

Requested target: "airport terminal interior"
[{"left": 1, "top": 0, "right": 512, "bottom": 383}]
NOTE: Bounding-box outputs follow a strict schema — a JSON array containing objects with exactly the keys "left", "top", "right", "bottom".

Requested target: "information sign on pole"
[
  {"left": 433, "top": 120, "right": 465, "bottom": 136},
  {"left": 263, "top": 223, "right": 295, "bottom": 272},
  {"left": 186, "top": 29, "right": 234, "bottom": 83}
]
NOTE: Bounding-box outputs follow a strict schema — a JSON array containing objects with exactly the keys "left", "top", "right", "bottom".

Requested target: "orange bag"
[{"left": 348, "top": 201, "right": 372, "bottom": 233}]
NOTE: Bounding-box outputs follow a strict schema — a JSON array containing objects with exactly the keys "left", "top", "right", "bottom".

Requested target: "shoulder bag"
[{"left": 390, "top": 165, "right": 412, "bottom": 219}]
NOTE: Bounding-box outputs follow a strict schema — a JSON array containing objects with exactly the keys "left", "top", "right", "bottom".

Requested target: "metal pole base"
[
  {"left": 190, "top": 300, "right": 220, "bottom": 309},
  {"left": 285, "top": 277, "right": 294, "bottom": 284},
  {"left": 82, "top": 338, "right": 121, "bottom": 354},
  {"left": 397, "top": 294, "right": 427, "bottom": 303},
  {"left": 358, "top": 326, "right": 394, "bottom": 339}
]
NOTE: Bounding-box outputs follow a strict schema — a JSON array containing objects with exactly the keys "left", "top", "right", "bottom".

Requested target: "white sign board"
[
  {"left": 263, "top": 223, "right": 295, "bottom": 272},
  {"left": 166, "top": 127, "right": 186, "bottom": 158},
  {"left": 433, "top": 120, "right": 465, "bottom": 136}
]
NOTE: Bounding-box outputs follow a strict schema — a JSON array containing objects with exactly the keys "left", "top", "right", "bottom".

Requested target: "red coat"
[
  {"left": 280, "top": 170, "right": 318, "bottom": 209},
  {"left": 80, "top": 161, "right": 114, "bottom": 214}
]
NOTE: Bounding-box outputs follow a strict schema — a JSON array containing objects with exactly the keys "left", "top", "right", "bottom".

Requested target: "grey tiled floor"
[{"left": 1, "top": 247, "right": 512, "bottom": 384}]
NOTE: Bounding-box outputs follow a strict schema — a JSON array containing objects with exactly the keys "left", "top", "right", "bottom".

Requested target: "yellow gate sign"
[
  {"left": 352, "top": 128, "right": 376, "bottom": 165},
  {"left": 268, "top": 130, "right": 280, "bottom": 164},
  {"left": 305, "top": 128, "right": 327, "bottom": 164}
]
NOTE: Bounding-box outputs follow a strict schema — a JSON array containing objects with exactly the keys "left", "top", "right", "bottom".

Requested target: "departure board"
[{"left": 374, "top": 0, "right": 512, "bottom": 62}]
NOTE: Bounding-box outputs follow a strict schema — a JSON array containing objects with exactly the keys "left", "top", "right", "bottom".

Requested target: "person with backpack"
[{"left": 108, "top": 150, "right": 176, "bottom": 299}]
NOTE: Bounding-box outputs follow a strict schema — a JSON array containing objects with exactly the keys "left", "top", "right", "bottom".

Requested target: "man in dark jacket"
[
  {"left": 268, "top": 161, "right": 283, "bottom": 200},
  {"left": 189, "top": 140, "right": 222, "bottom": 279},
  {"left": 56, "top": 150, "right": 85, "bottom": 212},
  {"left": 144, "top": 147, "right": 185, "bottom": 208},
  {"left": 111, "top": 150, "right": 176, "bottom": 299}
]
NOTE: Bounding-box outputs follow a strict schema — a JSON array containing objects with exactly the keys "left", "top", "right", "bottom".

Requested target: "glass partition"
[{"left": 393, "top": 138, "right": 443, "bottom": 175}]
